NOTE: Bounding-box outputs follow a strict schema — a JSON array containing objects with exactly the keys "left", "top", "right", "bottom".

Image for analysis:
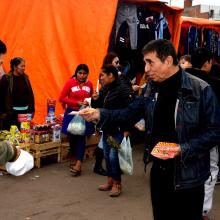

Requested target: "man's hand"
[
  {"left": 79, "top": 108, "right": 100, "bottom": 122},
  {"left": 132, "top": 85, "right": 140, "bottom": 92}
]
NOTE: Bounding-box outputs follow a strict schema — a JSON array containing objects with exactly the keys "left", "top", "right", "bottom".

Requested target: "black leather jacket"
[
  {"left": 99, "top": 70, "right": 220, "bottom": 189},
  {"left": 92, "top": 77, "right": 133, "bottom": 134}
]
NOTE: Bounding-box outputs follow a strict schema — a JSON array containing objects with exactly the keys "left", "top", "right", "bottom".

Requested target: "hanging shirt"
[
  {"left": 188, "top": 25, "right": 199, "bottom": 55},
  {"left": 155, "top": 12, "right": 171, "bottom": 40},
  {"left": 115, "top": 4, "right": 138, "bottom": 50},
  {"left": 115, "top": 21, "right": 131, "bottom": 51},
  {"left": 137, "top": 6, "right": 158, "bottom": 50}
]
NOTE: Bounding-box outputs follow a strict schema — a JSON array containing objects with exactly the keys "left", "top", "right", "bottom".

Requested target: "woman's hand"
[
  {"left": 83, "top": 101, "right": 89, "bottom": 106},
  {"left": 77, "top": 101, "right": 84, "bottom": 107},
  {"left": 92, "top": 91, "right": 99, "bottom": 100}
]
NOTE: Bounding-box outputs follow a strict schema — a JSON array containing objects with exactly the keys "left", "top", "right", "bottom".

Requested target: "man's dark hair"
[
  {"left": 0, "top": 40, "right": 7, "bottom": 54},
  {"left": 142, "top": 39, "right": 178, "bottom": 65},
  {"left": 191, "top": 47, "right": 212, "bottom": 69},
  {"left": 101, "top": 64, "right": 118, "bottom": 79}
]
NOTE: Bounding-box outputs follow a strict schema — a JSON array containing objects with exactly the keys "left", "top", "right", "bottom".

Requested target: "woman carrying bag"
[
  {"left": 92, "top": 64, "right": 133, "bottom": 197},
  {"left": 59, "top": 64, "right": 93, "bottom": 176}
]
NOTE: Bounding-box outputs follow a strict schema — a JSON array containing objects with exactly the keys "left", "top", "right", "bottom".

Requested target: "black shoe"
[{"left": 93, "top": 167, "right": 107, "bottom": 176}]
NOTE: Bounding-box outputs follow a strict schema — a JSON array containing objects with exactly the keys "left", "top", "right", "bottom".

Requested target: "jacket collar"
[{"left": 145, "top": 69, "right": 193, "bottom": 97}]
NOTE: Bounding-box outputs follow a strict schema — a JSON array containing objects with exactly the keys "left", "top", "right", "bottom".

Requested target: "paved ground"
[{"left": 0, "top": 144, "right": 219, "bottom": 220}]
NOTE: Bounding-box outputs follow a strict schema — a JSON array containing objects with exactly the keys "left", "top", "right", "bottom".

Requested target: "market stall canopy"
[
  {"left": 176, "top": 16, "right": 220, "bottom": 49},
  {"left": 0, "top": 0, "right": 183, "bottom": 123}
]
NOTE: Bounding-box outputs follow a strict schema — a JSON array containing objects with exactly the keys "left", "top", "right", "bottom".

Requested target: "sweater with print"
[{"left": 59, "top": 78, "right": 93, "bottom": 110}]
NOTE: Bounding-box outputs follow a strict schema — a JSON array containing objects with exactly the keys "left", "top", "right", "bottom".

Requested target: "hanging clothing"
[
  {"left": 188, "top": 26, "right": 199, "bottom": 55},
  {"left": 137, "top": 6, "right": 158, "bottom": 50},
  {"left": 115, "top": 4, "right": 138, "bottom": 50},
  {"left": 155, "top": 12, "right": 171, "bottom": 40},
  {"left": 115, "top": 21, "right": 131, "bottom": 51}
]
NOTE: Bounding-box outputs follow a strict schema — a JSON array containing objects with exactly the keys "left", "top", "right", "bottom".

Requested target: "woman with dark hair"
[
  {"left": 102, "top": 52, "right": 120, "bottom": 69},
  {"left": 0, "top": 57, "right": 35, "bottom": 130},
  {"left": 92, "top": 52, "right": 120, "bottom": 177},
  {"left": 91, "top": 64, "right": 133, "bottom": 197},
  {"left": 93, "top": 52, "right": 134, "bottom": 176},
  {"left": 59, "top": 64, "right": 93, "bottom": 176}
]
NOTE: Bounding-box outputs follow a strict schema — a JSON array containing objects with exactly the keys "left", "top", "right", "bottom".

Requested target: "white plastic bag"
[
  {"left": 67, "top": 114, "right": 86, "bottom": 135},
  {"left": 5, "top": 148, "right": 34, "bottom": 176},
  {"left": 118, "top": 136, "right": 133, "bottom": 175}
]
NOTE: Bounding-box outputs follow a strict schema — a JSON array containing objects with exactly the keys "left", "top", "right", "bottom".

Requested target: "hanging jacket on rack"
[
  {"left": 155, "top": 12, "right": 171, "bottom": 40},
  {"left": 137, "top": 5, "right": 158, "bottom": 50},
  {"left": 188, "top": 26, "right": 199, "bottom": 55},
  {"left": 115, "top": 4, "right": 138, "bottom": 50}
]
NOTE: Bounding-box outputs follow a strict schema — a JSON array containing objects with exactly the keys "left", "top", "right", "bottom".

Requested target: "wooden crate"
[
  {"left": 30, "top": 142, "right": 61, "bottom": 168},
  {"left": 60, "top": 142, "right": 69, "bottom": 162},
  {"left": 84, "top": 133, "right": 100, "bottom": 159},
  {"left": 59, "top": 133, "right": 100, "bottom": 161},
  {"left": 85, "top": 144, "right": 96, "bottom": 159}
]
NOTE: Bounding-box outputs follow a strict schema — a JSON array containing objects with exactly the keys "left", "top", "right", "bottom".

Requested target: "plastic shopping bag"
[
  {"left": 118, "top": 136, "right": 133, "bottom": 175},
  {"left": 67, "top": 114, "right": 86, "bottom": 135}
]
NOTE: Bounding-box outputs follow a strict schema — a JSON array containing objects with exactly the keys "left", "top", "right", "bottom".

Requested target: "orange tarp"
[
  {"left": 0, "top": 0, "right": 182, "bottom": 123},
  {"left": 0, "top": 0, "right": 118, "bottom": 122}
]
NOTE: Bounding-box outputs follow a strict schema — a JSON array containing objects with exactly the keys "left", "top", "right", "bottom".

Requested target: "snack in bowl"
[{"left": 151, "top": 142, "right": 180, "bottom": 160}]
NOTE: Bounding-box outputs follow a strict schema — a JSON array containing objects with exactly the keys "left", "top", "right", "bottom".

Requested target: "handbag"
[{"left": 118, "top": 136, "right": 133, "bottom": 175}]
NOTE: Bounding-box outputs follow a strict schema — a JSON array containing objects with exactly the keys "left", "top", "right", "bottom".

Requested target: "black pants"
[{"left": 150, "top": 161, "right": 204, "bottom": 220}]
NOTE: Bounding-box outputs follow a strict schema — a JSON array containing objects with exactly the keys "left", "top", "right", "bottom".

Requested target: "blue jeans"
[
  {"left": 102, "top": 132, "right": 123, "bottom": 181},
  {"left": 69, "top": 134, "right": 86, "bottom": 161}
]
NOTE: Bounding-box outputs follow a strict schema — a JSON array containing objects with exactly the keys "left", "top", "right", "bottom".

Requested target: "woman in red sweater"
[{"left": 59, "top": 64, "right": 93, "bottom": 176}]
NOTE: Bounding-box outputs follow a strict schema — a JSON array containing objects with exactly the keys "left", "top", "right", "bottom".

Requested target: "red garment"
[{"left": 59, "top": 78, "right": 93, "bottom": 110}]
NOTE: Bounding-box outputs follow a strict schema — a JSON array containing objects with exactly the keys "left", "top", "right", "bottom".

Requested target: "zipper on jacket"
[{"left": 144, "top": 92, "right": 158, "bottom": 172}]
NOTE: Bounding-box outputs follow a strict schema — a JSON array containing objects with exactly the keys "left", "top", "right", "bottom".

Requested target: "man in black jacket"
[
  {"left": 79, "top": 40, "right": 220, "bottom": 220},
  {"left": 186, "top": 47, "right": 220, "bottom": 220}
]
